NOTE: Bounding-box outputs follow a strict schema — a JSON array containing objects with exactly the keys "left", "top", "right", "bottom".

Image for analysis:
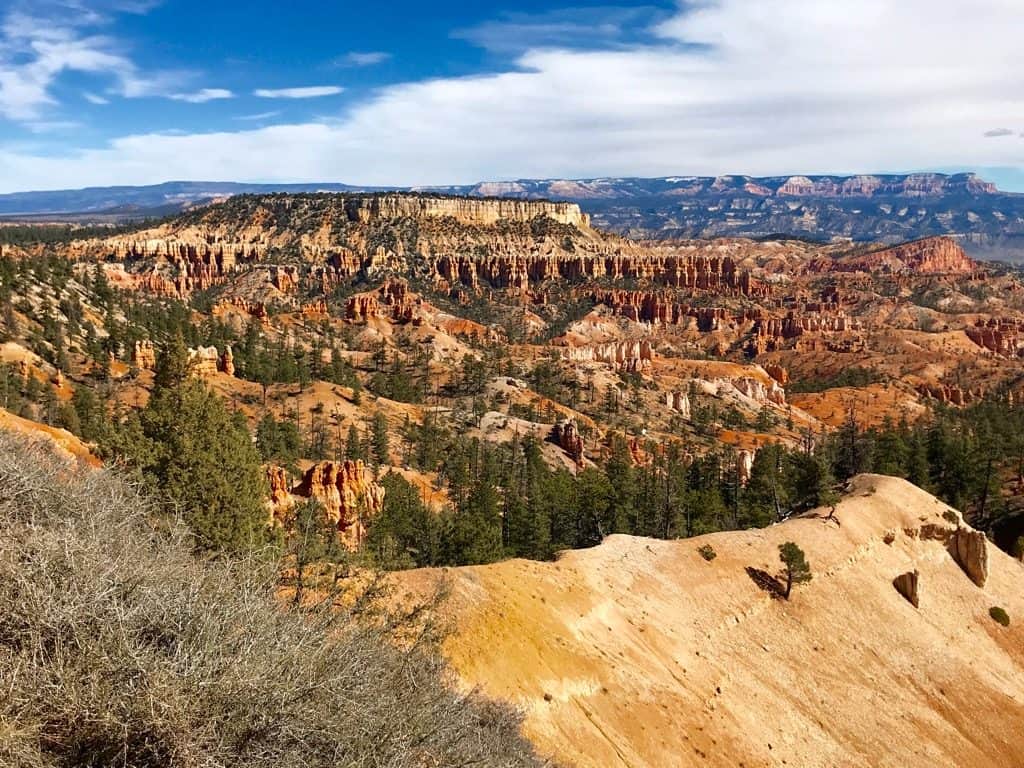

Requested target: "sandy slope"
[
  {"left": 400, "top": 476, "right": 1024, "bottom": 767},
  {"left": 0, "top": 408, "right": 99, "bottom": 466}
]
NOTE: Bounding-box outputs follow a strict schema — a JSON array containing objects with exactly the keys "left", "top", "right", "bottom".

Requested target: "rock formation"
[
  {"left": 266, "top": 465, "right": 293, "bottom": 520},
  {"left": 188, "top": 346, "right": 221, "bottom": 377},
  {"left": 346, "top": 280, "right": 419, "bottom": 323},
  {"left": 950, "top": 527, "right": 989, "bottom": 587},
  {"left": 966, "top": 318, "right": 1024, "bottom": 356},
  {"left": 590, "top": 289, "right": 767, "bottom": 324},
  {"left": 294, "top": 460, "right": 386, "bottom": 551},
  {"left": 916, "top": 383, "right": 978, "bottom": 407},
  {"left": 213, "top": 297, "right": 269, "bottom": 323},
  {"left": 187, "top": 345, "right": 235, "bottom": 377},
  {"left": 551, "top": 419, "right": 584, "bottom": 463},
  {"left": 132, "top": 340, "right": 156, "bottom": 370},
  {"left": 823, "top": 237, "right": 976, "bottom": 275},
  {"left": 893, "top": 570, "right": 920, "bottom": 607},
  {"left": 665, "top": 391, "right": 692, "bottom": 420},
  {"left": 559, "top": 340, "right": 653, "bottom": 371},
  {"left": 344, "top": 194, "right": 590, "bottom": 228},
  {"left": 269, "top": 265, "right": 299, "bottom": 294},
  {"left": 736, "top": 449, "right": 756, "bottom": 485},
  {"left": 765, "top": 364, "right": 789, "bottom": 386},
  {"left": 436, "top": 252, "right": 768, "bottom": 294},
  {"left": 733, "top": 377, "right": 786, "bottom": 406}
]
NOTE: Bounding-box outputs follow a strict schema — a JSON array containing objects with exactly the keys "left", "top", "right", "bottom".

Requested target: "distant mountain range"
[{"left": 3, "top": 173, "right": 1024, "bottom": 257}]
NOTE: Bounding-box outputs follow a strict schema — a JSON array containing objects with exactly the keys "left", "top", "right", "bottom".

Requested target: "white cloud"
[
  {"left": 452, "top": 6, "right": 662, "bottom": 54},
  {"left": 333, "top": 51, "right": 390, "bottom": 67},
  {"left": 83, "top": 91, "right": 109, "bottom": 104},
  {"left": 169, "top": 88, "right": 234, "bottom": 103},
  {"left": 234, "top": 110, "right": 281, "bottom": 121},
  {"left": 25, "top": 119, "right": 81, "bottom": 133},
  {"left": 0, "top": 5, "right": 184, "bottom": 120},
  {"left": 1, "top": 0, "right": 1024, "bottom": 191},
  {"left": 254, "top": 86, "right": 344, "bottom": 99}
]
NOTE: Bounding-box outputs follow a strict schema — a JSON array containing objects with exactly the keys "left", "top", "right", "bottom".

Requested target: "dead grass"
[{"left": 0, "top": 432, "right": 547, "bottom": 768}]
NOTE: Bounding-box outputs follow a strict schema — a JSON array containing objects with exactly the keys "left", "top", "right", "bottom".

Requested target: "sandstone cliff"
[
  {"left": 821, "top": 236, "right": 976, "bottom": 275},
  {"left": 396, "top": 475, "right": 1024, "bottom": 768}
]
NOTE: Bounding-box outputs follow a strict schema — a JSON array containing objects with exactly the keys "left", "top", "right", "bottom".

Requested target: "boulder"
[
  {"left": 893, "top": 570, "right": 920, "bottom": 608},
  {"left": 950, "top": 528, "right": 988, "bottom": 588},
  {"left": 552, "top": 419, "right": 584, "bottom": 463}
]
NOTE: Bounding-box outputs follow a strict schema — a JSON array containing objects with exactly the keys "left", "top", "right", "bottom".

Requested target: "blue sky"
[{"left": 0, "top": 0, "right": 1023, "bottom": 192}]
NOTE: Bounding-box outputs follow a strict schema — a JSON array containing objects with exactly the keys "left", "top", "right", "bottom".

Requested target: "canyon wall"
[{"left": 344, "top": 195, "right": 590, "bottom": 228}]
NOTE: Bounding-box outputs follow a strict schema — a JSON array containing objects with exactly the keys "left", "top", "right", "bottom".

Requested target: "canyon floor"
[{"left": 399, "top": 475, "right": 1024, "bottom": 768}]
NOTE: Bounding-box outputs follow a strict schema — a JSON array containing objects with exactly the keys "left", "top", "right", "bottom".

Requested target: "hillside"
[
  {"left": 399, "top": 475, "right": 1024, "bottom": 767},
  {"left": 4, "top": 174, "right": 1024, "bottom": 255}
]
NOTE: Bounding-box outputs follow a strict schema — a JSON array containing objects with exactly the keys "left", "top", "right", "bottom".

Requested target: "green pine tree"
[
  {"left": 778, "top": 542, "right": 812, "bottom": 599},
  {"left": 371, "top": 412, "right": 390, "bottom": 466}
]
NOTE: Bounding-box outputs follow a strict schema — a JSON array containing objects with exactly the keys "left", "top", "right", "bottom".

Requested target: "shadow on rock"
[{"left": 745, "top": 566, "right": 785, "bottom": 599}]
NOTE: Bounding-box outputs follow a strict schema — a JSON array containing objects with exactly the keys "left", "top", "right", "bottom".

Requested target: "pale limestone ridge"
[{"left": 398, "top": 475, "right": 1024, "bottom": 768}]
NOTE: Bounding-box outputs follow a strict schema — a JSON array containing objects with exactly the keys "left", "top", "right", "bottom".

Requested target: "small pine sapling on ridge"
[{"left": 778, "top": 541, "right": 812, "bottom": 599}]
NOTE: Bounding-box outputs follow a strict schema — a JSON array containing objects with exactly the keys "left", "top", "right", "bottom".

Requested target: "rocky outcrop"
[
  {"left": 188, "top": 346, "right": 235, "bottom": 377},
  {"left": 551, "top": 419, "right": 584, "bottom": 463},
  {"left": 589, "top": 289, "right": 767, "bottom": 325},
  {"left": 302, "top": 299, "right": 329, "bottom": 318},
  {"left": 437, "top": 252, "right": 766, "bottom": 294},
  {"left": 736, "top": 449, "right": 756, "bottom": 485},
  {"left": 823, "top": 237, "right": 976, "bottom": 275},
  {"left": 560, "top": 340, "right": 653, "bottom": 371},
  {"left": 916, "top": 383, "right": 980, "bottom": 407},
  {"left": 346, "top": 280, "right": 419, "bottom": 323},
  {"left": 765, "top": 364, "right": 789, "bottom": 386},
  {"left": 966, "top": 318, "right": 1024, "bottom": 356},
  {"left": 294, "top": 460, "right": 386, "bottom": 551},
  {"left": 733, "top": 377, "right": 786, "bottom": 406},
  {"left": 213, "top": 297, "right": 269, "bottom": 323},
  {"left": 132, "top": 340, "right": 156, "bottom": 370},
  {"left": 266, "top": 465, "right": 293, "bottom": 520},
  {"left": 893, "top": 570, "right": 920, "bottom": 608},
  {"left": 665, "top": 391, "right": 691, "bottom": 420},
  {"left": 344, "top": 195, "right": 590, "bottom": 228},
  {"left": 950, "top": 527, "right": 988, "bottom": 588},
  {"left": 269, "top": 265, "right": 299, "bottom": 294}
]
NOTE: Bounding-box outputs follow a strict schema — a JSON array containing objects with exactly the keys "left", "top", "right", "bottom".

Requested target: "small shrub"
[
  {"left": 697, "top": 544, "right": 717, "bottom": 562},
  {"left": 1011, "top": 536, "right": 1024, "bottom": 560},
  {"left": 990, "top": 606, "right": 1011, "bottom": 627},
  {"left": 942, "top": 510, "right": 959, "bottom": 525}
]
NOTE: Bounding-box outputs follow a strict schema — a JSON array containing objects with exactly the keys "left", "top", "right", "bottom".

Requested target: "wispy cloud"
[
  {"left": 453, "top": 6, "right": 665, "bottom": 54},
  {"left": 331, "top": 51, "right": 390, "bottom": 67},
  {"left": 254, "top": 85, "right": 343, "bottom": 99},
  {"left": 169, "top": 88, "right": 234, "bottom": 103},
  {"left": 25, "top": 119, "right": 81, "bottom": 133},
  {"left": 984, "top": 128, "right": 1014, "bottom": 138},
  {"left": 83, "top": 91, "right": 109, "bottom": 105},
  {"left": 234, "top": 110, "right": 281, "bottom": 121},
  {"left": 0, "top": 3, "right": 182, "bottom": 120}
]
